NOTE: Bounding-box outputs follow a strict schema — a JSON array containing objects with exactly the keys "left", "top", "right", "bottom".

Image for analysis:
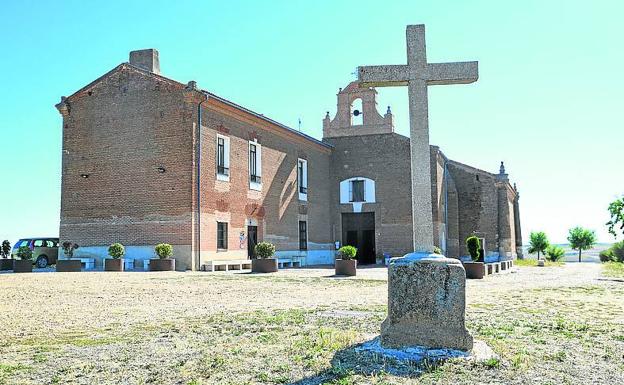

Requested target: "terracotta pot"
[
  {"left": 463, "top": 261, "right": 485, "bottom": 279},
  {"left": 149, "top": 258, "right": 175, "bottom": 271},
  {"left": 104, "top": 258, "right": 124, "bottom": 272},
  {"left": 13, "top": 259, "right": 33, "bottom": 273},
  {"left": 335, "top": 259, "right": 357, "bottom": 276},
  {"left": 0, "top": 259, "right": 13, "bottom": 271},
  {"left": 251, "top": 258, "right": 278, "bottom": 273},
  {"left": 56, "top": 259, "right": 82, "bottom": 272}
]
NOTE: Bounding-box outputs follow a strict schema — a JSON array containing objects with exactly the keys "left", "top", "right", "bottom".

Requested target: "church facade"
[{"left": 56, "top": 49, "right": 522, "bottom": 270}]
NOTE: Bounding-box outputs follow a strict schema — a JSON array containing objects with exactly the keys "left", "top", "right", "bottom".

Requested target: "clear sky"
[{"left": 0, "top": 0, "right": 622, "bottom": 246}]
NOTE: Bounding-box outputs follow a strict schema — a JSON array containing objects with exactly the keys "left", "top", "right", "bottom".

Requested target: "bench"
[
  {"left": 201, "top": 259, "right": 252, "bottom": 272},
  {"left": 59, "top": 257, "right": 95, "bottom": 270},
  {"left": 277, "top": 256, "right": 304, "bottom": 268}
]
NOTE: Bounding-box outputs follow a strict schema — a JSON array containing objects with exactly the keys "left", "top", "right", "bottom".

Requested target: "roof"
[{"left": 62, "top": 62, "right": 332, "bottom": 150}]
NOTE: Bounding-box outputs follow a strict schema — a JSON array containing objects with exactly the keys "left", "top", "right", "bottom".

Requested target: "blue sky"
[{"left": 0, "top": 0, "right": 622, "bottom": 245}]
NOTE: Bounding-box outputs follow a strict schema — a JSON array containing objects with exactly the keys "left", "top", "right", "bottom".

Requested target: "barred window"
[
  {"left": 299, "top": 221, "right": 307, "bottom": 250},
  {"left": 217, "top": 222, "right": 228, "bottom": 250}
]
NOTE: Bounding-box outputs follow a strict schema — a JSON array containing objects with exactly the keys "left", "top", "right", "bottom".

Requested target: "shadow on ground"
[{"left": 289, "top": 338, "right": 452, "bottom": 385}]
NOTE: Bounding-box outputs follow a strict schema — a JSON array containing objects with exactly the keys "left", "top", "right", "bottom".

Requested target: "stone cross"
[{"left": 359, "top": 24, "right": 478, "bottom": 253}]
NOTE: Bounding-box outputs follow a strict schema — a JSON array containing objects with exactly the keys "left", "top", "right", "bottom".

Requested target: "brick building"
[{"left": 56, "top": 49, "right": 522, "bottom": 270}]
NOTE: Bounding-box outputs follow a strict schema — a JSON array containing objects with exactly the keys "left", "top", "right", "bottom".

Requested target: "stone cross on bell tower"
[{"left": 359, "top": 24, "right": 478, "bottom": 253}]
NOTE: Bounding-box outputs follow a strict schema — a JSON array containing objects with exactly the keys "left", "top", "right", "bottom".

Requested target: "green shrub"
[
  {"left": 16, "top": 246, "right": 33, "bottom": 261},
  {"left": 433, "top": 246, "right": 443, "bottom": 255},
  {"left": 254, "top": 242, "right": 276, "bottom": 259},
  {"left": 611, "top": 241, "right": 624, "bottom": 263},
  {"left": 338, "top": 245, "right": 357, "bottom": 260},
  {"left": 466, "top": 236, "right": 481, "bottom": 262},
  {"left": 599, "top": 249, "right": 615, "bottom": 263},
  {"left": 61, "top": 242, "right": 79, "bottom": 258},
  {"left": 1, "top": 240, "right": 10, "bottom": 258},
  {"left": 545, "top": 245, "right": 565, "bottom": 262},
  {"left": 108, "top": 243, "right": 125, "bottom": 259},
  {"left": 155, "top": 243, "right": 173, "bottom": 259}
]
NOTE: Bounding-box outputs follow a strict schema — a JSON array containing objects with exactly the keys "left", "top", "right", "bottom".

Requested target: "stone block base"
[{"left": 382, "top": 253, "right": 473, "bottom": 351}]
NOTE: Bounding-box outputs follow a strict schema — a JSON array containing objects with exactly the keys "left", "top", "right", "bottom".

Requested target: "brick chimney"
[{"left": 129, "top": 49, "right": 160, "bottom": 75}]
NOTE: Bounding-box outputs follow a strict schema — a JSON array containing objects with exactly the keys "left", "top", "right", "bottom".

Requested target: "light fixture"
[
  {"left": 80, "top": 174, "right": 89, "bottom": 179},
  {"left": 157, "top": 166, "right": 166, "bottom": 173}
]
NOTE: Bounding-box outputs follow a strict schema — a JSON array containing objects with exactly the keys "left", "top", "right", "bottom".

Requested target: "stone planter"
[
  {"left": 0, "top": 259, "right": 14, "bottom": 271},
  {"left": 104, "top": 258, "right": 125, "bottom": 272},
  {"left": 537, "top": 259, "right": 545, "bottom": 267},
  {"left": 13, "top": 259, "right": 33, "bottom": 273},
  {"left": 56, "top": 259, "right": 82, "bottom": 272},
  {"left": 335, "top": 259, "right": 357, "bottom": 276},
  {"left": 251, "top": 258, "right": 278, "bottom": 273},
  {"left": 463, "top": 261, "right": 485, "bottom": 279},
  {"left": 149, "top": 258, "right": 175, "bottom": 271}
]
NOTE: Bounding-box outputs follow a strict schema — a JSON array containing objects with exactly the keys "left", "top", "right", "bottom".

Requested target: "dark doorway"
[
  {"left": 247, "top": 226, "right": 258, "bottom": 258},
  {"left": 341, "top": 213, "right": 376, "bottom": 264}
]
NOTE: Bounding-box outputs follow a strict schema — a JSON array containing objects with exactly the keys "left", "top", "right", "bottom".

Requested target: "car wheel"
[{"left": 36, "top": 256, "right": 48, "bottom": 268}]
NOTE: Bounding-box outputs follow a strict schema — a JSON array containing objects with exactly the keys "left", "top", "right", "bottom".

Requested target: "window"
[
  {"left": 249, "top": 141, "right": 262, "bottom": 188},
  {"left": 34, "top": 240, "right": 44, "bottom": 247},
  {"left": 350, "top": 180, "right": 365, "bottom": 202},
  {"left": 297, "top": 158, "right": 308, "bottom": 200},
  {"left": 217, "top": 222, "right": 228, "bottom": 250},
  {"left": 299, "top": 221, "right": 307, "bottom": 250},
  {"left": 216, "top": 135, "right": 230, "bottom": 180}
]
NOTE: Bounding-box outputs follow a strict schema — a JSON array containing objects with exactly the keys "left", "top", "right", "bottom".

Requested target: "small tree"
[
  {"left": 108, "top": 243, "right": 125, "bottom": 259},
  {"left": 338, "top": 245, "right": 358, "bottom": 260},
  {"left": 155, "top": 243, "right": 173, "bottom": 259},
  {"left": 528, "top": 231, "right": 549, "bottom": 260},
  {"left": 61, "top": 242, "right": 79, "bottom": 258},
  {"left": 466, "top": 236, "right": 481, "bottom": 262},
  {"left": 545, "top": 245, "right": 565, "bottom": 262},
  {"left": 1, "top": 240, "right": 10, "bottom": 258},
  {"left": 606, "top": 197, "right": 624, "bottom": 239},
  {"left": 16, "top": 246, "right": 33, "bottom": 261},
  {"left": 567, "top": 227, "right": 597, "bottom": 262},
  {"left": 254, "top": 242, "right": 276, "bottom": 259}
]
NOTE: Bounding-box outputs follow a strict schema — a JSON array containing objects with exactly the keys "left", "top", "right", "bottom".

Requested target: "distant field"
[{"left": 522, "top": 244, "right": 613, "bottom": 262}]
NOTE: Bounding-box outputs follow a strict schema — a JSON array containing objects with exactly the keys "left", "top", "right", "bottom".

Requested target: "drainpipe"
[
  {"left": 443, "top": 158, "right": 449, "bottom": 255},
  {"left": 196, "top": 90, "right": 209, "bottom": 271}
]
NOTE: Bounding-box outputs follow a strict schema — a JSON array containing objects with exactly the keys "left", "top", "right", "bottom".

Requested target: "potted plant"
[
  {"left": 463, "top": 236, "right": 485, "bottom": 279},
  {"left": 13, "top": 245, "right": 33, "bottom": 273},
  {"left": 57, "top": 242, "right": 82, "bottom": 272},
  {"left": 251, "top": 242, "right": 278, "bottom": 273},
  {"left": 0, "top": 240, "right": 12, "bottom": 271},
  {"left": 335, "top": 245, "right": 357, "bottom": 276},
  {"left": 149, "top": 243, "right": 175, "bottom": 271},
  {"left": 105, "top": 243, "right": 125, "bottom": 271}
]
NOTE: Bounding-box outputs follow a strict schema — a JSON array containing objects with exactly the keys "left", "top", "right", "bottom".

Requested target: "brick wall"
[{"left": 58, "top": 65, "right": 195, "bottom": 268}]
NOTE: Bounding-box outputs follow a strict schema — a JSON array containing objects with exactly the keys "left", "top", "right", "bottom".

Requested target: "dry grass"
[
  {"left": 514, "top": 259, "right": 564, "bottom": 267},
  {"left": 603, "top": 262, "right": 624, "bottom": 278},
  {"left": 0, "top": 264, "right": 622, "bottom": 384}
]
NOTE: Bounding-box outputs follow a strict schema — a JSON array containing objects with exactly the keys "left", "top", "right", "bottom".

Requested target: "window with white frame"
[
  {"left": 297, "top": 158, "right": 308, "bottom": 200},
  {"left": 349, "top": 180, "right": 365, "bottom": 202},
  {"left": 216, "top": 134, "right": 230, "bottom": 181},
  {"left": 249, "top": 141, "right": 262, "bottom": 189}
]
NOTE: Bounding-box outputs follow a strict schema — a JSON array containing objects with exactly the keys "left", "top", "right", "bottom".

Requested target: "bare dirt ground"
[{"left": 0, "top": 263, "right": 622, "bottom": 384}]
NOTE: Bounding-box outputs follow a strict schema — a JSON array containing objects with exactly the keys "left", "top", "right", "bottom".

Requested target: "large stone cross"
[{"left": 359, "top": 24, "right": 478, "bottom": 253}]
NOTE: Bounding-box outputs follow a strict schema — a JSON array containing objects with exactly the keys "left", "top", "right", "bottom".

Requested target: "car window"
[
  {"left": 34, "top": 240, "right": 44, "bottom": 247},
  {"left": 17, "top": 239, "right": 31, "bottom": 248}
]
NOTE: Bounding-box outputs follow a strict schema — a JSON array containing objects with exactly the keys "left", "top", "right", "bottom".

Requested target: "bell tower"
[{"left": 323, "top": 81, "right": 394, "bottom": 138}]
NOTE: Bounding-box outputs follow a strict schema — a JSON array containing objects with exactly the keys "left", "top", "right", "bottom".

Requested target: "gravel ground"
[{"left": 0, "top": 263, "right": 622, "bottom": 384}]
